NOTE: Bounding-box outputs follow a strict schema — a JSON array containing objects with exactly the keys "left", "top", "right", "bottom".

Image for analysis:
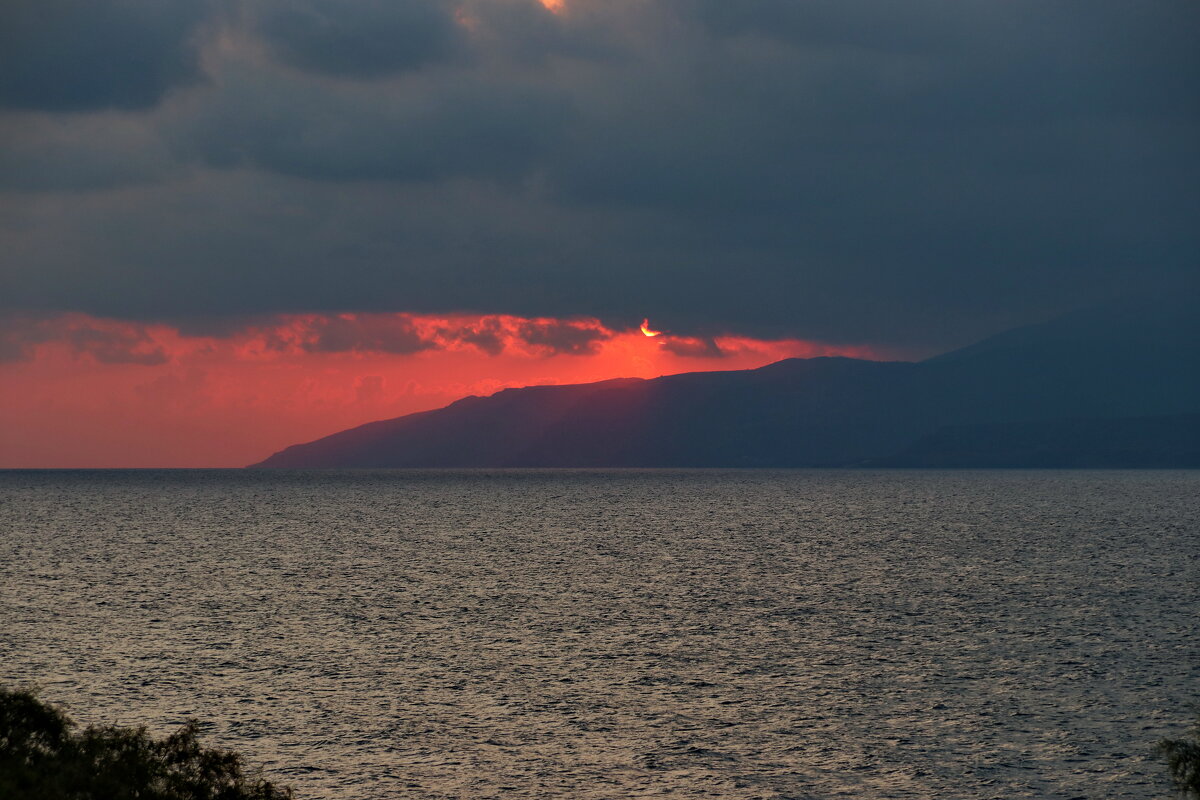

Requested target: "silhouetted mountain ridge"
[{"left": 251, "top": 297, "right": 1200, "bottom": 468}]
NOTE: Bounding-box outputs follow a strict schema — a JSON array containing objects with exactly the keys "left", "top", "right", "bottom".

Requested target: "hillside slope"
[{"left": 252, "top": 295, "right": 1200, "bottom": 468}]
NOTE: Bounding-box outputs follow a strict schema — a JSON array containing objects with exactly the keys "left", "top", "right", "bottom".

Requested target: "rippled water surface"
[{"left": 2, "top": 469, "right": 1197, "bottom": 799}]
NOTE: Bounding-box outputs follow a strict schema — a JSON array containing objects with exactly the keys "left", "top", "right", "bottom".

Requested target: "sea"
[{"left": 1, "top": 469, "right": 1197, "bottom": 799}]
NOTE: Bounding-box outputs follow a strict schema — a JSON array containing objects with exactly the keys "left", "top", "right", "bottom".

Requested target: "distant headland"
[{"left": 251, "top": 295, "right": 1200, "bottom": 469}]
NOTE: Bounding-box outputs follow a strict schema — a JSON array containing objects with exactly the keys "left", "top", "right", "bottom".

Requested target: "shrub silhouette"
[
  {"left": 0, "top": 686, "right": 292, "bottom": 799},
  {"left": 1159, "top": 712, "right": 1200, "bottom": 799}
]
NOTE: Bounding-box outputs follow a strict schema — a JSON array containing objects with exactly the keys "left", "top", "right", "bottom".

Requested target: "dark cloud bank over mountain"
[
  {"left": 1, "top": 0, "right": 1197, "bottom": 351},
  {"left": 253, "top": 295, "right": 1200, "bottom": 468}
]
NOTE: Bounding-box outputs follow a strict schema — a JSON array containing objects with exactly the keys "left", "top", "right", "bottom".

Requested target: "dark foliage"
[
  {"left": 1159, "top": 713, "right": 1200, "bottom": 799},
  {"left": 0, "top": 686, "right": 292, "bottom": 800}
]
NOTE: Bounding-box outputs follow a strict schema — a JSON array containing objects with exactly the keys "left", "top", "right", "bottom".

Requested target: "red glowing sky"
[{"left": 0, "top": 312, "right": 891, "bottom": 467}]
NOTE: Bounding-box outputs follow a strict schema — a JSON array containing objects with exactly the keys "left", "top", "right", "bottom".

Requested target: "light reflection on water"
[{"left": 1, "top": 469, "right": 1197, "bottom": 799}]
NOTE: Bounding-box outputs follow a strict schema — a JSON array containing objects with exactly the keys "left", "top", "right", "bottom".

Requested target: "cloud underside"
[
  {"left": 2, "top": 311, "right": 894, "bottom": 370},
  {"left": 0, "top": 0, "right": 1197, "bottom": 349},
  {"left": 0, "top": 312, "right": 612, "bottom": 363},
  {"left": 9, "top": 311, "right": 821, "bottom": 364}
]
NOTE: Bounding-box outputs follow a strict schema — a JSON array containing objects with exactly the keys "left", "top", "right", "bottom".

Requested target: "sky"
[{"left": 1, "top": 0, "right": 1197, "bottom": 466}]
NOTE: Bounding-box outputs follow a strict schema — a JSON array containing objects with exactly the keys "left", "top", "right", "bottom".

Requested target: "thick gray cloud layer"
[
  {"left": 252, "top": 0, "right": 463, "bottom": 77},
  {"left": 0, "top": 0, "right": 209, "bottom": 111},
  {"left": 0, "top": 0, "right": 1196, "bottom": 350}
]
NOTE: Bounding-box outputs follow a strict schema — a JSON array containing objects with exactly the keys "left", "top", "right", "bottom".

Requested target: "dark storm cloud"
[
  {"left": 689, "top": 0, "right": 1199, "bottom": 112},
  {"left": 0, "top": 114, "right": 174, "bottom": 192},
  {"left": 299, "top": 315, "right": 436, "bottom": 354},
  {"left": 660, "top": 336, "right": 724, "bottom": 359},
  {"left": 517, "top": 319, "right": 610, "bottom": 355},
  {"left": 252, "top": 0, "right": 462, "bottom": 78},
  {"left": 445, "top": 318, "right": 507, "bottom": 356},
  {"left": 0, "top": 314, "right": 168, "bottom": 364},
  {"left": 178, "top": 67, "right": 573, "bottom": 183},
  {"left": 557, "top": 0, "right": 1200, "bottom": 212},
  {"left": 0, "top": 0, "right": 209, "bottom": 112},
  {"left": 0, "top": 0, "right": 1197, "bottom": 351}
]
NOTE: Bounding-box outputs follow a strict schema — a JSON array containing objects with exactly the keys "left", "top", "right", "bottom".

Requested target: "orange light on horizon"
[
  {"left": 538, "top": 0, "right": 565, "bottom": 12},
  {"left": 0, "top": 310, "right": 892, "bottom": 467}
]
